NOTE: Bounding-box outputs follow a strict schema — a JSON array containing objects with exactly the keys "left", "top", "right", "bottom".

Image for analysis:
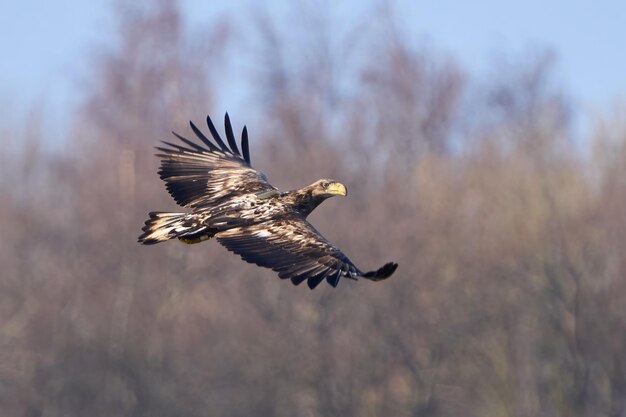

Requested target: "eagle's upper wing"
[
  {"left": 215, "top": 215, "right": 398, "bottom": 289},
  {"left": 156, "top": 114, "right": 277, "bottom": 208}
]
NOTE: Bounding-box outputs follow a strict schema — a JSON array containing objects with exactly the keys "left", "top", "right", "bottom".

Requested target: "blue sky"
[{"left": 2, "top": 0, "right": 625, "bottom": 142}]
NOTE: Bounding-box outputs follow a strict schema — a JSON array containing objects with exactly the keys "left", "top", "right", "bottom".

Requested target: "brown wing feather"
[
  {"left": 157, "top": 114, "right": 276, "bottom": 208},
  {"left": 215, "top": 215, "right": 397, "bottom": 289}
]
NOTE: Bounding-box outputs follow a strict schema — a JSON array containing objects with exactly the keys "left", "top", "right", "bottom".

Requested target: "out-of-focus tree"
[{"left": 1, "top": 1, "right": 626, "bottom": 417}]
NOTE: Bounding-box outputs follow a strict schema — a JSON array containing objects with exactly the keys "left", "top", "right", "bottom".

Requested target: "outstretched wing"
[
  {"left": 156, "top": 113, "right": 277, "bottom": 208},
  {"left": 215, "top": 215, "right": 398, "bottom": 289}
]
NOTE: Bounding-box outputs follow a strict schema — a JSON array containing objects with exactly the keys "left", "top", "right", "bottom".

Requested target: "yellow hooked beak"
[{"left": 326, "top": 182, "right": 347, "bottom": 196}]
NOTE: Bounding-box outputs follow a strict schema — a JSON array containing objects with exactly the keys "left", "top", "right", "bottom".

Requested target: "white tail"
[{"left": 138, "top": 212, "right": 210, "bottom": 245}]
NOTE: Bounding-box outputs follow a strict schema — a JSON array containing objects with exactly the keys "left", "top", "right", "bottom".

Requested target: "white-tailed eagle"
[{"left": 138, "top": 114, "right": 397, "bottom": 289}]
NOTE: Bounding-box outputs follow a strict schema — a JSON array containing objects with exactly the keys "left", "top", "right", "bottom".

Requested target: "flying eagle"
[{"left": 138, "top": 113, "right": 398, "bottom": 289}]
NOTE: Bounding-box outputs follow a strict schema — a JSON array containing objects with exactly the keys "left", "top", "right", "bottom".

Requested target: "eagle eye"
[{"left": 321, "top": 181, "right": 330, "bottom": 188}]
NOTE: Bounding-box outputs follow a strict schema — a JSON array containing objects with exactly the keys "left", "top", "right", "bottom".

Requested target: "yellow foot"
[{"left": 178, "top": 235, "right": 210, "bottom": 244}]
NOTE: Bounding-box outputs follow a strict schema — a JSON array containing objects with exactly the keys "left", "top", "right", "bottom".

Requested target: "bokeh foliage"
[{"left": 1, "top": 3, "right": 625, "bottom": 416}]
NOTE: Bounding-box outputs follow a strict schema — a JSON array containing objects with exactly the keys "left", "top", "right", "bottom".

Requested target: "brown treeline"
[{"left": 1, "top": 3, "right": 625, "bottom": 416}]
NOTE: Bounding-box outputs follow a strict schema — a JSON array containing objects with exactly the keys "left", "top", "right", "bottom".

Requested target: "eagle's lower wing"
[
  {"left": 156, "top": 113, "right": 277, "bottom": 208},
  {"left": 215, "top": 216, "right": 398, "bottom": 289}
]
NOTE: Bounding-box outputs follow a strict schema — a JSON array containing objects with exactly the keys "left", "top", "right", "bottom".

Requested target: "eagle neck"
[{"left": 289, "top": 189, "right": 326, "bottom": 218}]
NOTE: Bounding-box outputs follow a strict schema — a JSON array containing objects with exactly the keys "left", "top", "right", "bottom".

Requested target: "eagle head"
[
  {"left": 311, "top": 179, "right": 347, "bottom": 198},
  {"left": 290, "top": 179, "right": 348, "bottom": 217}
]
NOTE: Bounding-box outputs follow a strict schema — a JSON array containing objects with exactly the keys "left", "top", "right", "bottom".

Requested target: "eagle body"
[{"left": 139, "top": 114, "right": 397, "bottom": 289}]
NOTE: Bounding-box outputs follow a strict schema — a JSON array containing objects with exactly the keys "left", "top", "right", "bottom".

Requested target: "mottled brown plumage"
[{"left": 138, "top": 113, "right": 397, "bottom": 289}]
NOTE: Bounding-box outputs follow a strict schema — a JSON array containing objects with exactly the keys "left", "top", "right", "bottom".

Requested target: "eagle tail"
[{"left": 138, "top": 212, "right": 212, "bottom": 245}]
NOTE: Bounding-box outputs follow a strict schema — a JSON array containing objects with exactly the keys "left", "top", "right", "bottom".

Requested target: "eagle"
[{"left": 138, "top": 113, "right": 398, "bottom": 289}]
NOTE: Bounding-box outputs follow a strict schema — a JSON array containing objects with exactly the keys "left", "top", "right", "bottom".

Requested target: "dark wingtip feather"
[
  {"left": 291, "top": 274, "right": 308, "bottom": 286},
  {"left": 188, "top": 121, "right": 219, "bottom": 152},
  {"left": 224, "top": 113, "right": 240, "bottom": 156},
  {"left": 362, "top": 262, "right": 398, "bottom": 281},
  {"left": 326, "top": 270, "right": 342, "bottom": 287},
  {"left": 170, "top": 132, "right": 206, "bottom": 152},
  {"left": 206, "top": 115, "right": 230, "bottom": 152},
  {"left": 241, "top": 126, "right": 250, "bottom": 164},
  {"left": 307, "top": 271, "right": 327, "bottom": 289},
  {"left": 157, "top": 139, "right": 197, "bottom": 154}
]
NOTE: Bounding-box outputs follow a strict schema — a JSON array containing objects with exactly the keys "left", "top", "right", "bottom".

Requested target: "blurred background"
[{"left": 2, "top": 1, "right": 626, "bottom": 416}]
